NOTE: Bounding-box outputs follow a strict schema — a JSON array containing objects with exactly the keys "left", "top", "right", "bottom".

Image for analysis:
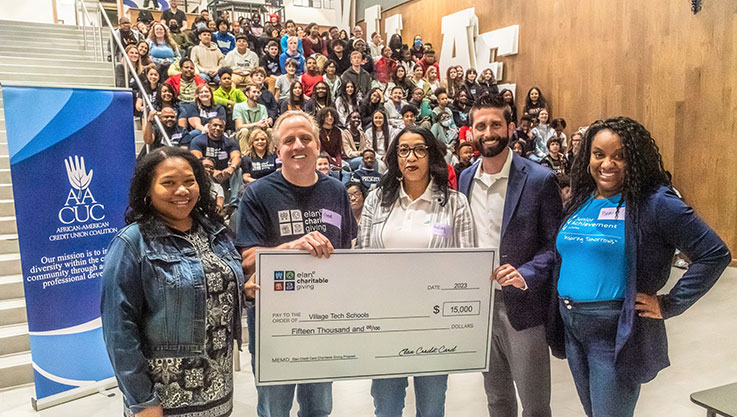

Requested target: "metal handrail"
[
  {"left": 76, "top": 0, "right": 100, "bottom": 60},
  {"left": 78, "top": 0, "right": 172, "bottom": 148}
]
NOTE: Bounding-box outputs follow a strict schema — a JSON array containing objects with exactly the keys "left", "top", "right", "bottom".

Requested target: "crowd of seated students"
[{"left": 125, "top": 10, "right": 578, "bottom": 219}]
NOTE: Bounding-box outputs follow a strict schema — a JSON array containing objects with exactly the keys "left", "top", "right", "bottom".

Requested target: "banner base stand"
[{"left": 31, "top": 378, "right": 117, "bottom": 411}]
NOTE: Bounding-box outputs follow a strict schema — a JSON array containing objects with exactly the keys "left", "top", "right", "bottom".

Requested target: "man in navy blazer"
[{"left": 459, "top": 94, "right": 562, "bottom": 417}]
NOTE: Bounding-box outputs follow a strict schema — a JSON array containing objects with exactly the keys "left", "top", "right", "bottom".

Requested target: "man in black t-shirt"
[
  {"left": 351, "top": 148, "right": 381, "bottom": 189},
  {"left": 236, "top": 111, "right": 357, "bottom": 417},
  {"left": 142, "top": 106, "right": 192, "bottom": 151},
  {"left": 161, "top": 0, "right": 187, "bottom": 27},
  {"left": 190, "top": 118, "right": 241, "bottom": 206}
]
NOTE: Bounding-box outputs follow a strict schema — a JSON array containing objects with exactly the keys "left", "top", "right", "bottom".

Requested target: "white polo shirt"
[{"left": 382, "top": 181, "right": 434, "bottom": 249}]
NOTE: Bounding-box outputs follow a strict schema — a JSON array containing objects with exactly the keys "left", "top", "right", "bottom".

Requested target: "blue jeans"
[
  {"left": 246, "top": 302, "right": 332, "bottom": 417},
  {"left": 371, "top": 375, "right": 448, "bottom": 417},
  {"left": 559, "top": 298, "right": 641, "bottom": 417},
  {"left": 199, "top": 72, "right": 220, "bottom": 84}
]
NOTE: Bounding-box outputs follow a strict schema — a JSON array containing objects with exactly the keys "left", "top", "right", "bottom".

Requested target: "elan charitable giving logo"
[{"left": 274, "top": 270, "right": 296, "bottom": 291}]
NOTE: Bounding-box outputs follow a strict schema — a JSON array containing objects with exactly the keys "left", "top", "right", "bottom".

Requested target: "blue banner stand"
[{"left": 2, "top": 84, "right": 136, "bottom": 410}]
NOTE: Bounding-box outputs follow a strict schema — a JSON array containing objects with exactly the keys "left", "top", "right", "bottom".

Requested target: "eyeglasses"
[
  {"left": 347, "top": 191, "right": 363, "bottom": 199},
  {"left": 397, "top": 145, "right": 428, "bottom": 159}
]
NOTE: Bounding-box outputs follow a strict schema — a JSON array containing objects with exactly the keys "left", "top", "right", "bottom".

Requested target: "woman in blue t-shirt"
[
  {"left": 146, "top": 22, "right": 181, "bottom": 77},
  {"left": 241, "top": 128, "right": 280, "bottom": 184},
  {"left": 551, "top": 117, "right": 730, "bottom": 417},
  {"left": 181, "top": 84, "right": 226, "bottom": 137}
]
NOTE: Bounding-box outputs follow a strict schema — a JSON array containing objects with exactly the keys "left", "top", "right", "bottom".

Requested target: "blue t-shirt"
[
  {"left": 214, "top": 31, "right": 235, "bottom": 54},
  {"left": 236, "top": 171, "right": 357, "bottom": 250},
  {"left": 556, "top": 194, "right": 627, "bottom": 301},
  {"left": 241, "top": 152, "right": 281, "bottom": 179},
  {"left": 189, "top": 134, "right": 239, "bottom": 170}
]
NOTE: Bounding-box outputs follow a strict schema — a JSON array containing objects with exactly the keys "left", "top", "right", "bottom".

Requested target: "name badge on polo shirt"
[
  {"left": 218, "top": 151, "right": 228, "bottom": 160},
  {"left": 171, "top": 133, "right": 182, "bottom": 140},
  {"left": 322, "top": 209, "right": 342, "bottom": 230},
  {"left": 598, "top": 207, "right": 625, "bottom": 220},
  {"left": 208, "top": 111, "right": 218, "bottom": 118},
  {"left": 432, "top": 223, "right": 452, "bottom": 238}
]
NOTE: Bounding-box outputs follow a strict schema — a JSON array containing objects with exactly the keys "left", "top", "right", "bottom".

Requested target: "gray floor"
[{"left": 1, "top": 267, "right": 735, "bottom": 417}]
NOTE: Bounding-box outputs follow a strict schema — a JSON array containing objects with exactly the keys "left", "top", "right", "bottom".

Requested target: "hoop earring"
[{"left": 144, "top": 196, "right": 151, "bottom": 206}]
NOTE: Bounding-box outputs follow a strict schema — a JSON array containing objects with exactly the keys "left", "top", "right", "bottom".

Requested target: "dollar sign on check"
[{"left": 433, "top": 305, "right": 440, "bottom": 314}]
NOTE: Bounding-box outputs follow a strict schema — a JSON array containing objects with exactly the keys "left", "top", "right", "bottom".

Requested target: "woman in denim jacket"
[
  {"left": 101, "top": 147, "right": 245, "bottom": 417},
  {"left": 355, "top": 126, "right": 475, "bottom": 417}
]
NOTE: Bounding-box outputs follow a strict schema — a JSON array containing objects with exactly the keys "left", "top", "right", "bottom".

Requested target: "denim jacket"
[{"left": 100, "top": 214, "right": 245, "bottom": 413}]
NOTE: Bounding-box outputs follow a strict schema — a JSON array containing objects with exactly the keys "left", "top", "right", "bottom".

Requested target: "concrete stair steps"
[
  {"left": 0, "top": 80, "right": 112, "bottom": 89},
  {"left": 0, "top": 50, "right": 100, "bottom": 61},
  {"left": 0, "top": 19, "right": 105, "bottom": 31},
  {"left": 0, "top": 297, "right": 26, "bottom": 327},
  {"left": 0, "top": 33, "right": 110, "bottom": 46},
  {"left": 0, "top": 56, "right": 114, "bottom": 69},
  {"left": 0, "top": 217, "right": 16, "bottom": 235},
  {"left": 0, "top": 183, "right": 12, "bottom": 199},
  {"left": 0, "top": 253, "right": 21, "bottom": 276},
  {"left": 0, "top": 274, "right": 23, "bottom": 301},
  {"left": 0, "top": 351, "right": 33, "bottom": 389},
  {"left": 0, "top": 168, "right": 10, "bottom": 183},
  {"left": 0, "top": 323, "right": 29, "bottom": 356},
  {"left": 0, "top": 43, "right": 100, "bottom": 55},
  {"left": 0, "top": 71, "right": 113, "bottom": 85},
  {"left": 0, "top": 199, "right": 14, "bottom": 217},
  {"left": 0, "top": 25, "right": 110, "bottom": 37},
  {"left": 0, "top": 64, "right": 114, "bottom": 77},
  {"left": 0, "top": 233, "right": 19, "bottom": 255}
]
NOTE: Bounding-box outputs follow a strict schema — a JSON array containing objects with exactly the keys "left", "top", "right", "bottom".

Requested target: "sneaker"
[{"left": 674, "top": 258, "right": 689, "bottom": 269}]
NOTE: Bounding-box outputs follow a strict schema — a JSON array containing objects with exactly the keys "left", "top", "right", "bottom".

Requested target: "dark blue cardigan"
[{"left": 547, "top": 186, "right": 731, "bottom": 383}]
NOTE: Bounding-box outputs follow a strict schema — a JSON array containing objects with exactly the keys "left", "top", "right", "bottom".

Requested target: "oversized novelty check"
[{"left": 254, "top": 248, "right": 496, "bottom": 385}]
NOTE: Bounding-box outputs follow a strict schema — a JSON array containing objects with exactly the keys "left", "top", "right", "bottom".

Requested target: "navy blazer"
[
  {"left": 459, "top": 153, "right": 563, "bottom": 330},
  {"left": 547, "top": 186, "right": 731, "bottom": 383}
]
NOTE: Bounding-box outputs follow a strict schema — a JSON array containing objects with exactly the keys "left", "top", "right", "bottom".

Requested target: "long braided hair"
[{"left": 567, "top": 117, "right": 671, "bottom": 217}]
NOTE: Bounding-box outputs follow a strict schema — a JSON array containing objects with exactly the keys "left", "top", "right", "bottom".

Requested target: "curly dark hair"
[
  {"left": 125, "top": 147, "right": 223, "bottom": 234},
  {"left": 567, "top": 117, "right": 671, "bottom": 216},
  {"left": 316, "top": 106, "right": 339, "bottom": 127},
  {"left": 154, "top": 83, "right": 179, "bottom": 112},
  {"left": 378, "top": 126, "right": 449, "bottom": 208}
]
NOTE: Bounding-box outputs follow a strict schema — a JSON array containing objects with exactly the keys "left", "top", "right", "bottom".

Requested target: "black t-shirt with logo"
[
  {"left": 351, "top": 168, "right": 381, "bottom": 189},
  {"left": 236, "top": 171, "right": 357, "bottom": 250},
  {"left": 240, "top": 152, "right": 281, "bottom": 179},
  {"left": 189, "top": 134, "right": 239, "bottom": 170}
]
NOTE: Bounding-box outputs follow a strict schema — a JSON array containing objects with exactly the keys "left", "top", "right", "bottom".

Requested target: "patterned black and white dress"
[{"left": 125, "top": 228, "right": 238, "bottom": 417}]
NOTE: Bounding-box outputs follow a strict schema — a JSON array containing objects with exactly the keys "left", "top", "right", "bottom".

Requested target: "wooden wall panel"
[{"left": 368, "top": 0, "right": 737, "bottom": 258}]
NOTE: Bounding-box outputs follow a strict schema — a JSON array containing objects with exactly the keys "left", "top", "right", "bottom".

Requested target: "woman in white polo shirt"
[{"left": 355, "top": 125, "right": 475, "bottom": 417}]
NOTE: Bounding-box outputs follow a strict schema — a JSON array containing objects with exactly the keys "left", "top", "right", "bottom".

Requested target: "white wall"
[
  {"left": 283, "top": 0, "right": 338, "bottom": 27},
  {"left": 0, "top": 0, "right": 55, "bottom": 24}
]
